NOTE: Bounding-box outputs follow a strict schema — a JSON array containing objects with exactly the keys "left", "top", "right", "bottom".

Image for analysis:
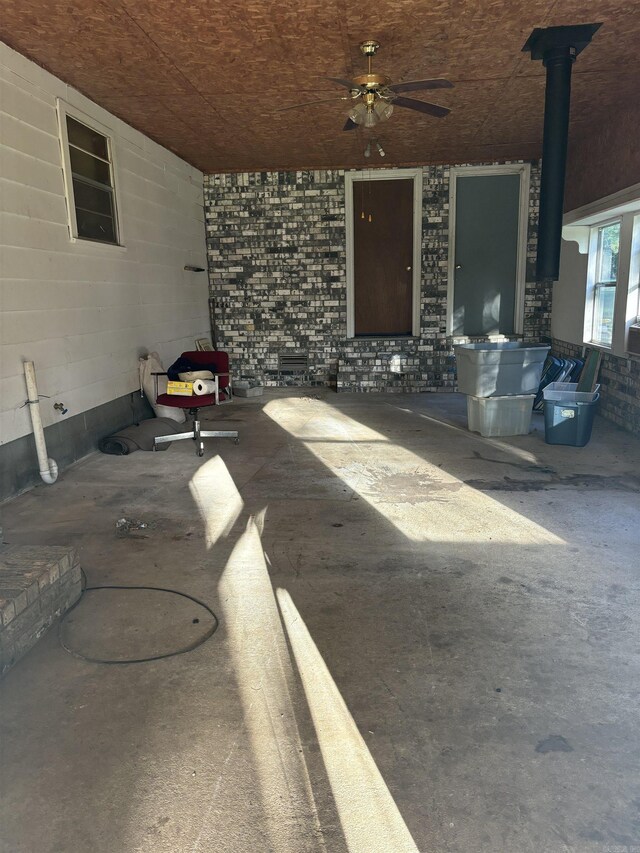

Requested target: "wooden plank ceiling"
[{"left": 2, "top": 0, "right": 639, "bottom": 173}]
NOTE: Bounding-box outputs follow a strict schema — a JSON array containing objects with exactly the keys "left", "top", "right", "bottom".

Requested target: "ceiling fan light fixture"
[
  {"left": 348, "top": 102, "right": 368, "bottom": 124},
  {"left": 363, "top": 108, "right": 379, "bottom": 128},
  {"left": 374, "top": 100, "right": 394, "bottom": 122},
  {"left": 308, "top": 40, "right": 454, "bottom": 133}
]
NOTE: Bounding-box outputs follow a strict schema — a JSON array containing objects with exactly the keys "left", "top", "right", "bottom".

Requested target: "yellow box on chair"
[{"left": 166, "top": 381, "right": 194, "bottom": 396}]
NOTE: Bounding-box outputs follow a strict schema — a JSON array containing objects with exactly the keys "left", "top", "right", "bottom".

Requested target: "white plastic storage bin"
[
  {"left": 467, "top": 394, "right": 535, "bottom": 437},
  {"left": 455, "top": 342, "right": 550, "bottom": 397}
]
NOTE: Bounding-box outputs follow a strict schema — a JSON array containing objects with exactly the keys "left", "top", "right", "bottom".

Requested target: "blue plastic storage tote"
[{"left": 543, "top": 394, "right": 599, "bottom": 446}]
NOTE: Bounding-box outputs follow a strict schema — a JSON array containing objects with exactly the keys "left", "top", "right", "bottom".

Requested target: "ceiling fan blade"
[
  {"left": 343, "top": 118, "right": 358, "bottom": 131},
  {"left": 277, "top": 96, "right": 348, "bottom": 113},
  {"left": 323, "top": 76, "right": 358, "bottom": 90},
  {"left": 389, "top": 78, "right": 454, "bottom": 94},
  {"left": 392, "top": 95, "right": 450, "bottom": 118}
]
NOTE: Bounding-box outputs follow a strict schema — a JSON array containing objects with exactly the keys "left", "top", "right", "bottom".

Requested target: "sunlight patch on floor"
[
  {"left": 388, "top": 403, "right": 543, "bottom": 466},
  {"left": 277, "top": 588, "right": 420, "bottom": 853},
  {"left": 217, "top": 516, "right": 326, "bottom": 853},
  {"left": 264, "top": 399, "right": 564, "bottom": 546},
  {"left": 189, "top": 455, "right": 243, "bottom": 548}
]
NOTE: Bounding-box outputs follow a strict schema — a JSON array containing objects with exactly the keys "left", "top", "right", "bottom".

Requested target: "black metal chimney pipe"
[
  {"left": 537, "top": 45, "right": 574, "bottom": 282},
  {"left": 523, "top": 24, "right": 601, "bottom": 282}
]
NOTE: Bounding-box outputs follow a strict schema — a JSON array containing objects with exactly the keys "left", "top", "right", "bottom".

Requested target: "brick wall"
[
  {"left": 1, "top": 545, "right": 81, "bottom": 677},
  {"left": 204, "top": 162, "right": 547, "bottom": 392},
  {"left": 552, "top": 339, "right": 640, "bottom": 435}
]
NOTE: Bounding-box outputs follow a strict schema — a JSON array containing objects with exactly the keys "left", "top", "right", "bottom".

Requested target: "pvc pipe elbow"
[{"left": 39, "top": 458, "right": 59, "bottom": 485}]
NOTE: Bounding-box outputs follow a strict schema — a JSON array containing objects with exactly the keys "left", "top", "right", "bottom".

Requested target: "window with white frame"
[
  {"left": 58, "top": 105, "right": 120, "bottom": 245},
  {"left": 581, "top": 201, "right": 640, "bottom": 355},
  {"left": 630, "top": 215, "right": 640, "bottom": 327},
  {"left": 589, "top": 220, "right": 620, "bottom": 347}
]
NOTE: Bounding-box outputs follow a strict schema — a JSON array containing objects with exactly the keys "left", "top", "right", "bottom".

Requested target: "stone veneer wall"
[
  {"left": 204, "top": 162, "right": 548, "bottom": 392},
  {"left": 552, "top": 339, "right": 640, "bottom": 435}
]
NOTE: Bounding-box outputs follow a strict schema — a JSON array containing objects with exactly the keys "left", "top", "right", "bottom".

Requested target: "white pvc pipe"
[{"left": 24, "top": 361, "right": 58, "bottom": 485}]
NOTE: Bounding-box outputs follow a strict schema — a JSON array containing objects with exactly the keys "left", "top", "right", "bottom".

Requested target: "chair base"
[{"left": 153, "top": 415, "right": 239, "bottom": 457}]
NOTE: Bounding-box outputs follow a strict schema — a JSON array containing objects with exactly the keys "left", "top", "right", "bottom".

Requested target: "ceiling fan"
[{"left": 279, "top": 40, "right": 453, "bottom": 130}]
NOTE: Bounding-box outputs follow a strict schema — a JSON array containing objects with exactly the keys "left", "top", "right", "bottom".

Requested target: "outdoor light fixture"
[{"left": 375, "top": 141, "right": 385, "bottom": 157}]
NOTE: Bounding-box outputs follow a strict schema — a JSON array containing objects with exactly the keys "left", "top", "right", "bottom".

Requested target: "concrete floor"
[{"left": 1, "top": 390, "right": 639, "bottom": 853}]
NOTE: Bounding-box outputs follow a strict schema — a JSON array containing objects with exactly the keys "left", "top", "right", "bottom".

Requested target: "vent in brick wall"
[{"left": 278, "top": 353, "right": 309, "bottom": 381}]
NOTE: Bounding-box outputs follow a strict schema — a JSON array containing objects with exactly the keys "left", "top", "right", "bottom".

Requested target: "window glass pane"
[
  {"left": 66, "top": 116, "right": 108, "bottom": 159},
  {"left": 63, "top": 110, "right": 119, "bottom": 244},
  {"left": 72, "top": 178, "right": 114, "bottom": 218},
  {"left": 76, "top": 208, "right": 117, "bottom": 243},
  {"left": 597, "top": 222, "right": 620, "bottom": 283},
  {"left": 592, "top": 284, "right": 615, "bottom": 346},
  {"left": 70, "top": 146, "right": 111, "bottom": 185}
]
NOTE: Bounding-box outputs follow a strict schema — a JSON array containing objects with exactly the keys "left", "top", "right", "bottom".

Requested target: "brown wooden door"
[{"left": 353, "top": 178, "right": 414, "bottom": 336}]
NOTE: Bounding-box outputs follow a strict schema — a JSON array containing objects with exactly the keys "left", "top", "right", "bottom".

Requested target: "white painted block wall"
[
  {"left": 0, "top": 43, "right": 210, "bottom": 445},
  {"left": 551, "top": 239, "right": 588, "bottom": 345}
]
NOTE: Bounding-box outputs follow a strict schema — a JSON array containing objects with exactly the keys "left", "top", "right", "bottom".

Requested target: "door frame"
[
  {"left": 446, "top": 163, "right": 531, "bottom": 336},
  {"left": 345, "top": 168, "right": 423, "bottom": 338}
]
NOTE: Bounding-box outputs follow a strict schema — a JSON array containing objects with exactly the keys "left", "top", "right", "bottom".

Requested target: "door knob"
[
  {"left": 406, "top": 266, "right": 412, "bottom": 271},
  {"left": 455, "top": 263, "right": 462, "bottom": 270}
]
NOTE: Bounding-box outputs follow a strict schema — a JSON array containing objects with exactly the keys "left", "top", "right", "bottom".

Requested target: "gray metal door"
[{"left": 452, "top": 173, "right": 521, "bottom": 336}]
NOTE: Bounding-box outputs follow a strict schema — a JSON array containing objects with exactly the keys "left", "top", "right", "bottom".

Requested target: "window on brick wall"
[
  {"left": 582, "top": 206, "right": 640, "bottom": 354},
  {"left": 588, "top": 220, "right": 620, "bottom": 347},
  {"left": 57, "top": 102, "right": 121, "bottom": 245},
  {"left": 630, "top": 215, "right": 640, "bottom": 322}
]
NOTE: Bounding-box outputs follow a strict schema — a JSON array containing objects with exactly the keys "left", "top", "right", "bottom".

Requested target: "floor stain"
[
  {"left": 535, "top": 735, "right": 573, "bottom": 753},
  {"left": 464, "top": 473, "right": 640, "bottom": 493},
  {"left": 369, "top": 472, "right": 462, "bottom": 504},
  {"left": 471, "top": 450, "right": 556, "bottom": 476}
]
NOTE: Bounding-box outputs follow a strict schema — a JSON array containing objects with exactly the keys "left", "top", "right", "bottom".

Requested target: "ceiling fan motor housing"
[{"left": 352, "top": 73, "right": 392, "bottom": 91}]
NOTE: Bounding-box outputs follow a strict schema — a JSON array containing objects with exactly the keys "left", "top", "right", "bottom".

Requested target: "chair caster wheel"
[
  {"left": 234, "top": 438, "right": 240, "bottom": 445},
  {"left": 198, "top": 449, "right": 204, "bottom": 457}
]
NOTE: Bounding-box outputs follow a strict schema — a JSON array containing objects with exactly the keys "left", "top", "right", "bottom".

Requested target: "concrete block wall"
[
  {"left": 0, "top": 43, "right": 210, "bottom": 451},
  {"left": 204, "top": 162, "right": 547, "bottom": 392},
  {"left": 0, "top": 390, "right": 153, "bottom": 502},
  {"left": 552, "top": 339, "right": 640, "bottom": 435}
]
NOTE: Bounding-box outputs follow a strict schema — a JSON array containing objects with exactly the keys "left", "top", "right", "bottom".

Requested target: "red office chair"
[{"left": 152, "top": 350, "right": 239, "bottom": 456}]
